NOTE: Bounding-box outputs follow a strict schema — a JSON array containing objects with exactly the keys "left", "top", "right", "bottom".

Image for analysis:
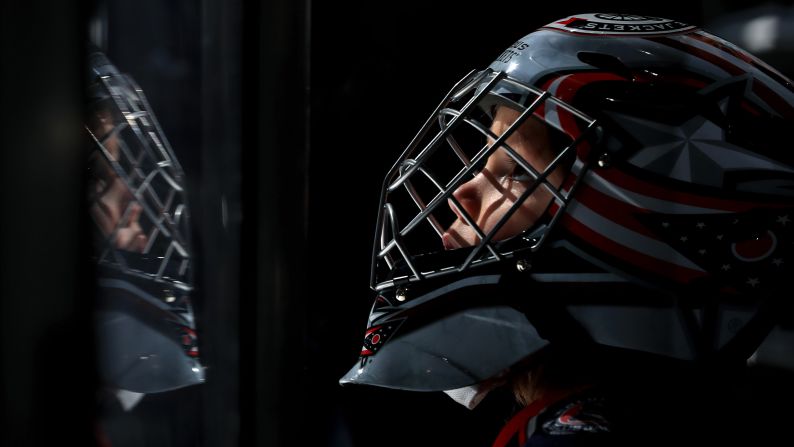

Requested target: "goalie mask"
[
  {"left": 86, "top": 48, "right": 204, "bottom": 393},
  {"left": 341, "top": 14, "right": 794, "bottom": 393}
]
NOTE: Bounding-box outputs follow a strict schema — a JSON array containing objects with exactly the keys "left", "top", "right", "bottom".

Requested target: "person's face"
[
  {"left": 88, "top": 109, "right": 148, "bottom": 252},
  {"left": 442, "top": 106, "right": 565, "bottom": 249}
]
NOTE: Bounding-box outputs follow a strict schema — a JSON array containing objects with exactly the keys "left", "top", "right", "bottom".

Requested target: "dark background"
[{"left": 3, "top": 1, "right": 794, "bottom": 446}]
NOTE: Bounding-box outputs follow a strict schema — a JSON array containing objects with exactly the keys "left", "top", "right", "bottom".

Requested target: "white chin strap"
[
  {"left": 443, "top": 384, "right": 491, "bottom": 410},
  {"left": 114, "top": 388, "right": 146, "bottom": 411},
  {"left": 443, "top": 377, "right": 507, "bottom": 410},
  {"left": 443, "top": 369, "right": 510, "bottom": 410}
]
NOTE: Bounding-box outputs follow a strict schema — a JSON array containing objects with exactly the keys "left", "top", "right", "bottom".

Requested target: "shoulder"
[
  {"left": 524, "top": 390, "right": 615, "bottom": 447},
  {"left": 539, "top": 392, "right": 612, "bottom": 435}
]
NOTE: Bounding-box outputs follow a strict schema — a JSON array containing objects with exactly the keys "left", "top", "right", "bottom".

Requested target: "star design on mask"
[
  {"left": 608, "top": 76, "right": 794, "bottom": 187},
  {"left": 647, "top": 209, "right": 794, "bottom": 293}
]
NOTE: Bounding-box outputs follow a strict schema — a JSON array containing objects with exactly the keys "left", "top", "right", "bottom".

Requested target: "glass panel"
[{"left": 87, "top": 2, "right": 242, "bottom": 446}]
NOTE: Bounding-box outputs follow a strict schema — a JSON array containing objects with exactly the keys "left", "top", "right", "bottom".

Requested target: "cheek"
[
  {"left": 519, "top": 182, "right": 555, "bottom": 215},
  {"left": 493, "top": 182, "right": 553, "bottom": 237},
  {"left": 482, "top": 181, "right": 523, "bottom": 226}
]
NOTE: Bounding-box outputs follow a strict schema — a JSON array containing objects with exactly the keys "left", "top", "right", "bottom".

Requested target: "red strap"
[{"left": 490, "top": 389, "right": 571, "bottom": 447}]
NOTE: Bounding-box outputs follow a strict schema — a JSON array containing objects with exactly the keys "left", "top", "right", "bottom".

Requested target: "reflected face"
[
  {"left": 88, "top": 109, "right": 148, "bottom": 252},
  {"left": 442, "top": 107, "right": 565, "bottom": 249}
]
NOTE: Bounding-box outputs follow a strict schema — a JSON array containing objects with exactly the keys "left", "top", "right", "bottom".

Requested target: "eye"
[
  {"left": 510, "top": 171, "right": 535, "bottom": 182},
  {"left": 503, "top": 157, "right": 535, "bottom": 183},
  {"left": 95, "top": 178, "right": 109, "bottom": 195}
]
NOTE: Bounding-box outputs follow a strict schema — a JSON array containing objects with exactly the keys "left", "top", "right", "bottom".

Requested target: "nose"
[{"left": 449, "top": 175, "right": 482, "bottom": 224}]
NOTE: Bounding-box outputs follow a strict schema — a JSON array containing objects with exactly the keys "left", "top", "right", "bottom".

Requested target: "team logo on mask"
[
  {"left": 360, "top": 323, "right": 399, "bottom": 357},
  {"left": 644, "top": 209, "right": 792, "bottom": 291},
  {"left": 177, "top": 325, "right": 200, "bottom": 357},
  {"left": 544, "top": 13, "right": 695, "bottom": 36}
]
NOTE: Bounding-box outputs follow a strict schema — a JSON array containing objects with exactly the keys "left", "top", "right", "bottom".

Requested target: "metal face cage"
[
  {"left": 371, "top": 69, "right": 600, "bottom": 290},
  {"left": 86, "top": 71, "right": 192, "bottom": 292}
]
